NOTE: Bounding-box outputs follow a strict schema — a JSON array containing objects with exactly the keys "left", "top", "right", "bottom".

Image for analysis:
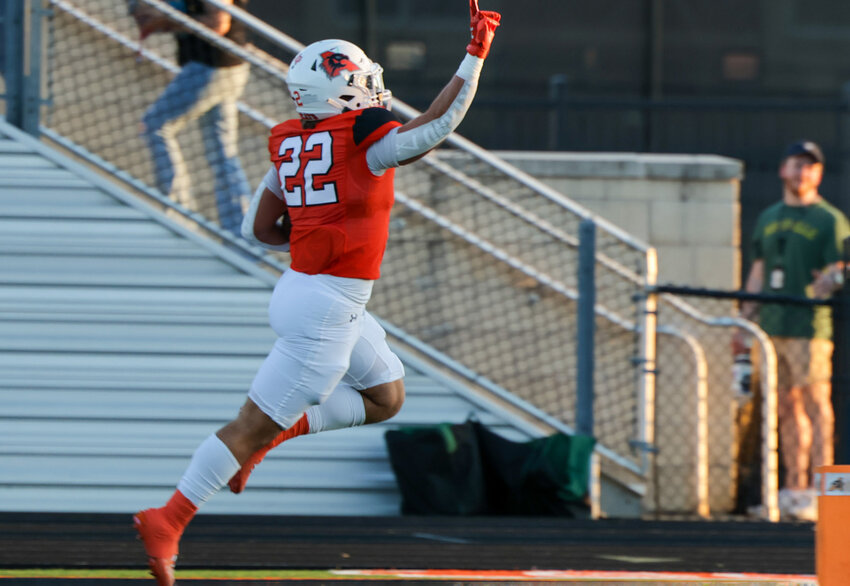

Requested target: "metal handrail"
[
  {"left": 395, "top": 190, "right": 634, "bottom": 330},
  {"left": 712, "top": 316, "right": 780, "bottom": 523},
  {"left": 649, "top": 288, "right": 780, "bottom": 522},
  {"left": 657, "top": 326, "right": 710, "bottom": 519},
  {"left": 424, "top": 155, "right": 648, "bottom": 285}
]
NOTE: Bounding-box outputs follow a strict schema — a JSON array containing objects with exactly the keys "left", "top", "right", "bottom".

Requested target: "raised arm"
[{"left": 366, "top": 0, "right": 501, "bottom": 171}]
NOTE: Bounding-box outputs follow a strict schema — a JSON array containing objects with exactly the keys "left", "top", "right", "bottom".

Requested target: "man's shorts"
[
  {"left": 772, "top": 336, "right": 833, "bottom": 387},
  {"left": 249, "top": 270, "right": 403, "bottom": 428}
]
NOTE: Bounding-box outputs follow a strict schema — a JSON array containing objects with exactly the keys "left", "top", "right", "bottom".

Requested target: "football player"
[{"left": 134, "top": 2, "right": 500, "bottom": 584}]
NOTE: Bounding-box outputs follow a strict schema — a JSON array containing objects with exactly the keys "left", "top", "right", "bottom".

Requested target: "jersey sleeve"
[
  {"left": 261, "top": 164, "right": 284, "bottom": 199},
  {"left": 352, "top": 108, "right": 402, "bottom": 149}
]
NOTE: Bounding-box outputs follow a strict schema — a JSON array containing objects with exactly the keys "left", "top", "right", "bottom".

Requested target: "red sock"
[
  {"left": 162, "top": 490, "right": 198, "bottom": 533},
  {"left": 251, "top": 414, "right": 309, "bottom": 463},
  {"left": 270, "top": 413, "right": 309, "bottom": 449},
  {"left": 228, "top": 414, "right": 310, "bottom": 495}
]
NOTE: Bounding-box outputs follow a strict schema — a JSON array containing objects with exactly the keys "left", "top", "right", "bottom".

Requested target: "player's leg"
[
  {"left": 134, "top": 398, "right": 280, "bottom": 585},
  {"left": 229, "top": 311, "right": 404, "bottom": 493},
  {"left": 328, "top": 310, "right": 406, "bottom": 426},
  {"left": 136, "top": 271, "right": 365, "bottom": 584},
  {"left": 228, "top": 378, "right": 403, "bottom": 494}
]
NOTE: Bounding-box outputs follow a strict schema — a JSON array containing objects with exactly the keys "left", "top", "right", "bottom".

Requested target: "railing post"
[
  {"left": 5, "top": 0, "right": 44, "bottom": 135},
  {"left": 576, "top": 219, "right": 596, "bottom": 437},
  {"left": 637, "top": 248, "right": 659, "bottom": 474},
  {"left": 548, "top": 74, "right": 568, "bottom": 151},
  {"left": 4, "top": 0, "right": 23, "bottom": 124},
  {"left": 833, "top": 237, "right": 850, "bottom": 464}
]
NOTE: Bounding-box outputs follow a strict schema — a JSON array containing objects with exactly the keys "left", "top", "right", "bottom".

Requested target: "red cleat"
[
  {"left": 133, "top": 508, "right": 180, "bottom": 586},
  {"left": 228, "top": 414, "right": 309, "bottom": 494}
]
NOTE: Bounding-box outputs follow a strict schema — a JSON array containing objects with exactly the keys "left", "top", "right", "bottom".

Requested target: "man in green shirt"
[{"left": 738, "top": 140, "right": 850, "bottom": 521}]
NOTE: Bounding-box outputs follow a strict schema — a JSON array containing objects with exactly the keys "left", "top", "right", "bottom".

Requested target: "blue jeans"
[{"left": 142, "top": 61, "right": 251, "bottom": 234}]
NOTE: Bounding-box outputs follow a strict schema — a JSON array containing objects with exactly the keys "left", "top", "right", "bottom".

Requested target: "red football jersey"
[{"left": 268, "top": 108, "right": 402, "bottom": 279}]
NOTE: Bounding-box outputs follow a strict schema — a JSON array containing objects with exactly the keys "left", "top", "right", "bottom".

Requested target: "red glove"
[{"left": 466, "top": 0, "right": 501, "bottom": 59}]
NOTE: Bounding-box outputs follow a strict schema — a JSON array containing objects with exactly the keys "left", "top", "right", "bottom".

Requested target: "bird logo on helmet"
[
  {"left": 286, "top": 39, "right": 392, "bottom": 120},
  {"left": 320, "top": 51, "right": 360, "bottom": 79}
]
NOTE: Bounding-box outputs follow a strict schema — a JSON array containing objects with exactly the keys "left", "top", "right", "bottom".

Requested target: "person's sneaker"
[
  {"left": 133, "top": 508, "right": 180, "bottom": 586},
  {"left": 777, "top": 488, "right": 798, "bottom": 519},
  {"left": 788, "top": 488, "right": 818, "bottom": 522}
]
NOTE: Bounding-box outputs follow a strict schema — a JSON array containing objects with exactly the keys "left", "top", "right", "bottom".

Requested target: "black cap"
[{"left": 783, "top": 140, "right": 825, "bottom": 165}]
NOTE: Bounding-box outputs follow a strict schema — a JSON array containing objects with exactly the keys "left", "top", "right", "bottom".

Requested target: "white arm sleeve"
[
  {"left": 367, "top": 54, "right": 484, "bottom": 174},
  {"left": 261, "top": 164, "right": 283, "bottom": 198},
  {"left": 240, "top": 165, "right": 290, "bottom": 252}
]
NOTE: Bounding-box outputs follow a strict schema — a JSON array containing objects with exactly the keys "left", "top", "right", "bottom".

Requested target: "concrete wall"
[{"left": 494, "top": 152, "right": 745, "bottom": 290}]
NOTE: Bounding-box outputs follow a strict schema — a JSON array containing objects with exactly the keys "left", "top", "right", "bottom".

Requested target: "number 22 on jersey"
[{"left": 276, "top": 131, "right": 338, "bottom": 207}]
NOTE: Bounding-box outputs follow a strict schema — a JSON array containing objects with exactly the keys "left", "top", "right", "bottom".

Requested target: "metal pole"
[
  {"left": 759, "top": 333, "right": 781, "bottom": 522},
  {"left": 360, "top": 0, "right": 377, "bottom": 60},
  {"left": 5, "top": 0, "right": 24, "bottom": 127},
  {"left": 576, "top": 219, "right": 596, "bottom": 437},
  {"left": 548, "top": 74, "right": 568, "bottom": 151},
  {"left": 22, "top": 0, "right": 43, "bottom": 135},
  {"left": 644, "top": 0, "right": 663, "bottom": 152},
  {"left": 637, "top": 248, "right": 659, "bottom": 474},
  {"left": 5, "top": 0, "right": 42, "bottom": 135}
]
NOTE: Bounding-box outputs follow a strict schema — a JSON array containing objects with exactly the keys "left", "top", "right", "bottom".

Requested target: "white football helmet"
[{"left": 285, "top": 39, "right": 392, "bottom": 120}]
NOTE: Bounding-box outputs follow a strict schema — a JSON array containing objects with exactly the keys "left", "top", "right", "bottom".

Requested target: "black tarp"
[{"left": 385, "top": 420, "right": 596, "bottom": 516}]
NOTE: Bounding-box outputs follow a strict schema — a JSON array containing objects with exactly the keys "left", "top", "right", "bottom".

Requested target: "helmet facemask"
[{"left": 341, "top": 62, "right": 392, "bottom": 112}]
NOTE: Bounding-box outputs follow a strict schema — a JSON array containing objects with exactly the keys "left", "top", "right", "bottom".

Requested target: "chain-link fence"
[
  {"left": 650, "top": 283, "right": 850, "bottom": 521},
  {"left": 2, "top": 0, "right": 777, "bottom": 518},
  {"left": 649, "top": 295, "right": 741, "bottom": 517}
]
